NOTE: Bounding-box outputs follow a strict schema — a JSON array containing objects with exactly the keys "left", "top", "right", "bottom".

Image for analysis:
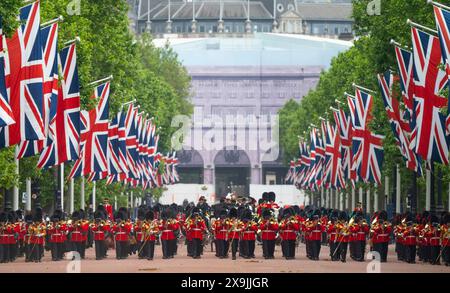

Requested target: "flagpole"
[
  {"left": 366, "top": 187, "right": 371, "bottom": 214},
  {"left": 427, "top": 0, "right": 450, "bottom": 11},
  {"left": 26, "top": 178, "right": 32, "bottom": 212},
  {"left": 448, "top": 182, "right": 450, "bottom": 212},
  {"left": 320, "top": 187, "right": 324, "bottom": 208},
  {"left": 396, "top": 164, "right": 401, "bottom": 213},
  {"left": 64, "top": 36, "right": 81, "bottom": 46},
  {"left": 358, "top": 186, "right": 363, "bottom": 208},
  {"left": 351, "top": 187, "right": 355, "bottom": 210},
  {"left": 13, "top": 158, "right": 19, "bottom": 211},
  {"left": 352, "top": 83, "right": 377, "bottom": 94},
  {"left": 426, "top": 168, "right": 431, "bottom": 211},
  {"left": 92, "top": 181, "right": 96, "bottom": 211},
  {"left": 86, "top": 75, "right": 113, "bottom": 87},
  {"left": 40, "top": 15, "right": 64, "bottom": 28},
  {"left": 69, "top": 178, "right": 74, "bottom": 214},
  {"left": 60, "top": 163, "right": 64, "bottom": 211},
  {"left": 374, "top": 184, "right": 378, "bottom": 212},
  {"left": 406, "top": 19, "right": 438, "bottom": 35},
  {"left": 384, "top": 176, "right": 389, "bottom": 211},
  {"left": 389, "top": 39, "right": 412, "bottom": 51},
  {"left": 130, "top": 191, "right": 134, "bottom": 219},
  {"left": 81, "top": 177, "right": 85, "bottom": 210}
]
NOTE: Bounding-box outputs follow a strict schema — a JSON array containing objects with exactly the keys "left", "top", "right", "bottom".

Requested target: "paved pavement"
[{"left": 0, "top": 243, "right": 449, "bottom": 273}]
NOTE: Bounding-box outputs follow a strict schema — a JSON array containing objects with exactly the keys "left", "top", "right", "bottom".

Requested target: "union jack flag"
[
  {"left": 69, "top": 82, "right": 110, "bottom": 178},
  {"left": 17, "top": 22, "right": 59, "bottom": 159},
  {"left": 38, "top": 43, "right": 80, "bottom": 168},
  {"left": 433, "top": 5, "right": 450, "bottom": 132},
  {"left": 394, "top": 45, "right": 415, "bottom": 125},
  {"left": 332, "top": 107, "right": 353, "bottom": 183},
  {"left": 171, "top": 152, "right": 180, "bottom": 183},
  {"left": 409, "top": 27, "right": 449, "bottom": 165},
  {"left": 323, "top": 120, "right": 345, "bottom": 189},
  {"left": 0, "top": 16, "right": 15, "bottom": 127},
  {"left": 378, "top": 71, "right": 422, "bottom": 175},
  {"left": 349, "top": 89, "right": 384, "bottom": 184},
  {"left": 0, "top": 1, "right": 44, "bottom": 148},
  {"left": 124, "top": 105, "right": 140, "bottom": 185}
]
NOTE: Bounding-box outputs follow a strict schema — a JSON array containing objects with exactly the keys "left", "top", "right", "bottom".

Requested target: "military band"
[{"left": 0, "top": 193, "right": 450, "bottom": 267}]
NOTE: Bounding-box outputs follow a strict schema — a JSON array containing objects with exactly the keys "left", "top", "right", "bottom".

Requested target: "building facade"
[
  {"left": 128, "top": 0, "right": 354, "bottom": 39},
  {"left": 150, "top": 34, "right": 352, "bottom": 197}
]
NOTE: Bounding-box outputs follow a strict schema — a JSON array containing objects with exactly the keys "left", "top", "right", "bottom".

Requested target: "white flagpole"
[
  {"left": 359, "top": 186, "right": 363, "bottom": 205},
  {"left": 384, "top": 176, "right": 389, "bottom": 210},
  {"left": 131, "top": 191, "right": 134, "bottom": 219},
  {"left": 92, "top": 181, "right": 96, "bottom": 211},
  {"left": 80, "top": 177, "right": 85, "bottom": 210},
  {"left": 60, "top": 163, "right": 64, "bottom": 211},
  {"left": 374, "top": 184, "right": 378, "bottom": 212},
  {"left": 115, "top": 194, "right": 118, "bottom": 211},
  {"left": 320, "top": 187, "right": 324, "bottom": 208},
  {"left": 69, "top": 178, "right": 74, "bottom": 214},
  {"left": 351, "top": 187, "right": 355, "bottom": 210},
  {"left": 366, "top": 187, "right": 371, "bottom": 214},
  {"left": 26, "top": 178, "right": 32, "bottom": 212},
  {"left": 13, "top": 158, "right": 19, "bottom": 211},
  {"left": 426, "top": 168, "right": 431, "bottom": 211},
  {"left": 396, "top": 164, "right": 401, "bottom": 213}
]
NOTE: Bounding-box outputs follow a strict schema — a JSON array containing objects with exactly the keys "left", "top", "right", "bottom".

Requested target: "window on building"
[
  {"left": 335, "top": 27, "right": 339, "bottom": 35},
  {"left": 324, "top": 27, "right": 328, "bottom": 34},
  {"left": 200, "top": 25, "right": 205, "bottom": 33}
]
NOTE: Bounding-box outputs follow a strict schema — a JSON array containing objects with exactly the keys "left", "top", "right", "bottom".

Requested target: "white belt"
[
  {"left": 357, "top": 232, "right": 366, "bottom": 234},
  {"left": 283, "top": 230, "right": 295, "bottom": 232},
  {"left": 53, "top": 233, "right": 61, "bottom": 236},
  {"left": 95, "top": 231, "right": 104, "bottom": 234},
  {"left": 219, "top": 230, "right": 227, "bottom": 232},
  {"left": 312, "top": 230, "right": 321, "bottom": 233},
  {"left": 244, "top": 231, "right": 255, "bottom": 233},
  {"left": 192, "top": 228, "right": 202, "bottom": 231},
  {"left": 72, "top": 231, "right": 81, "bottom": 234},
  {"left": 431, "top": 237, "right": 440, "bottom": 239},
  {"left": 163, "top": 230, "right": 172, "bottom": 232},
  {"left": 117, "top": 232, "right": 126, "bottom": 234},
  {"left": 262, "top": 230, "right": 275, "bottom": 233}
]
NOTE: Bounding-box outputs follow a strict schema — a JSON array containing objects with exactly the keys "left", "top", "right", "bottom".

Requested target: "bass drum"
[{"left": 105, "top": 234, "right": 115, "bottom": 249}]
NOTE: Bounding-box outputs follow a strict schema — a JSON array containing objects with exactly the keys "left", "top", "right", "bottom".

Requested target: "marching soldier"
[
  {"left": 280, "top": 207, "right": 300, "bottom": 260},
  {"left": 429, "top": 215, "right": 441, "bottom": 265},
  {"left": 403, "top": 220, "right": 418, "bottom": 264},
  {"left": 134, "top": 207, "right": 146, "bottom": 259},
  {"left": 159, "top": 209, "right": 179, "bottom": 259},
  {"left": 394, "top": 215, "right": 406, "bottom": 261},
  {"left": 68, "top": 211, "right": 88, "bottom": 259},
  {"left": 103, "top": 198, "right": 114, "bottom": 221},
  {"left": 186, "top": 208, "right": 207, "bottom": 259},
  {"left": 29, "top": 209, "right": 46, "bottom": 263},
  {"left": 212, "top": 209, "right": 229, "bottom": 259},
  {"left": 91, "top": 211, "right": 109, "bottom": 260},
  {"left": 240, "top": 209, "right": 257, "bottom": 259},
  {"left": 47, "top": 215, "right": 66, "bottom": 261},
  {"left": 351, "top": 215, "right": 369, "bottom": 262},
  {"left": 370, "top": 211, "right": 391, "bottom": 263},
  {"left": 139, "top": 210, "right": 159, "bottom": 260},
  {"left": 259, "top": 209, "right": 278, "bottom": 259},
  {"left": 326, "top": 211, "right": 339, "bottom": 261},
  {"left": 334, "top": 212, "right": 351, "bottom": 263},
  {"left": 113, "top": 210, "right": 132, "bottom": 260},
  {"left": 228, "top": 208, "right": 243, "bottom": 260}
]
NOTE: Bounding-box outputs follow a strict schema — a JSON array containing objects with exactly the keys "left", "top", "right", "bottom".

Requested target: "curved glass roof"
[{"left": 153, "top": 33, "right": 352, "bottom": 68}]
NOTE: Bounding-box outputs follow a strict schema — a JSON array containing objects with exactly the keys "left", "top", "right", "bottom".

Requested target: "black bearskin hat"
[
  {"left": 33, "top": 208, "right": 43, "bottom": 222},
  {"left": 339, "top": 211, "right": 348, "bottom": 222},
  {"left": 7, "top": 210, "right": 17, "bottom": 222},
  {"left": 378, "top": 210, "right": 388, "bottom": 221},
  {"left": 283, "top": 207, "right": 294, "bottom": 218},
  {"left": 268, "top": 192, "right": 276, "bottom": 202},
  {"left": 78, "top": 209, "right": 85, "bottom": 220},
  {"left": 228, "top": 208, "right": 238, "bottom": 218},
  {"left": 262, "top": 192, "right": 269, "bottom": 202},
  {"left": 161, "top": 209, "right": 169, "bottom": 220},
  {"left": 241, "top": 209, "right": 252, "bottom": 221},
  {"left": 145, "top": 210, "right": 154, "bottom": 221},
  {"left": 71, "top": 211, "right": 80, "bottom": 221},
  {"left": 15, "top": 209, "right": 23, "bottom": 220},
  {"left": 137, "top": 206, "right": 147, "bottom": 220},
  {"left": 219, "top": 209, "right": 228, "bottom": 219},
  {"left": 114, "top": 211, "right": 122, "bottom": 222},
  {"left": 293, "top": 205, "right": 301, "bottom": 215},
  {"left": 330, "top": 210, "right": 339, "bottom": 221},
  {"left": 25, "top": 214, "right": 33, "bottom": 224},
  {"left": 94, "top": 211, "right": 104, "bottom": 220},
  {"left": 0, "top": 211, "right": 7, "bottom": 222},
  {"left": 192, "top": 207, "right": 201, "bottom": 216},
  {"left": 50, "top": 215, "right": 60, "bottom": 222},
  {"left": 262, "top": 208, "right": 272, "bottom": 219}
]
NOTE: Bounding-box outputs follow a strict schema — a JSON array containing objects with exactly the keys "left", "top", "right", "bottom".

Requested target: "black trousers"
[
  {"left": 115, "top": 241, "right": 128, "bottom": 259},
  {"left": 283, "top": 240, "right": 296, "bottom": 259},
  {"left": 230, "top": 238, "right": 239, "bottom": 258},
  {"left": 373, "top": 242, "right": 388, "bottom": 262},
  {"left": 95, "top": 240, "right": 106, "bottom": 259},
  {"left": 304, "top": 240, "right": 310, "bottom": 258},
  {"left": 240, "top": 240, "right": 250, "bottom": 258},
  {"left": 329, "top": 241, "right": 338, "bottom": 261},
  {"left": 215, "top": 239, "right": 227, "bottom": 258},
  {"left": 262, "top": 240, "right": 275, "bottom": 258},
  {"left": 404, "top": 245, "right": 416, "bottom": 263},
  {"left": 0, "top": 244, "right": 8, "bottom": 263},
  {"left": 352, "top": 240, "right": 365, "bottom": 261},
  {"left": 71, "top": 241, "right": 85, "bottom": 259},
  {"left": 430, "top": 245, "right": 441, "bottom": 264},
  {"left": 170, "top": 239, "right": 177, "bottom": 257},
  {"left": 144, "top": 240, "right": 155, "bottom": 259},
  {"left": 442, "top": 246, "right": 450, "bottom": 265},
  {"left": 50, "top": 242, "right": 61, "bottom": 260},
  {"left": 248, "top": 240, "right": 255, "bottom": 257},
  {"left": 311, "top": 240, "right": 320, "bottom": 259},
  {"left": 18, "top": 240, "right": 25, "bottom": 257},
  {"left": 29, "top": 244, "right": 42, "bottom": 262},
  {"left": 186, "top": 239, "right": 193, "bottom": 256},
  {"left": 162, "top": 239, "right": 171, "bottom": 258},
  {"left": 422, "top": 245, "right": 431, "bottom": 262},
  {"left": 192, "top": 238, "right": 202, "bottom": 258},
  {"left": 338, "top": 241, "right": 348, "bottom": 262}
]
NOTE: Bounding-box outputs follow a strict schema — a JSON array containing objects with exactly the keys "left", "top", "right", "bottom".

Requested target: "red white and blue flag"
[
  {"left": 0, "top": 1, "right": 45, "bottom": 148},
  {"left": 0, "top": 16, "right": 15, "bottom": 127},
  {"left": 38, "top": 42, "right": 80, "bottom": 168},
  {"left": 69, "top": 82, "right": 110, "bottom": 178},
  {"left": 409, "top": 27, "right": 449, "bottom": 165},
  {"left": 323, "top": 120, "right": 345, "bottom": 189},
  {"left": 17, "top": 22, "right": 59, "bottom": 159},
  {"left": 332, "top": 106, "right": 353, "bottom": 183}
]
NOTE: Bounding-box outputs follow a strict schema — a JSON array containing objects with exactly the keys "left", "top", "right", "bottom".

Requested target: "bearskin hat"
[
  {"left": 25, "top": 214, "right": 33, "bottom": 224},
  {"left": 33, "top": 208, "right": 43, "bottom": 222},
  {"left": 94, "top": 211, "right": 104, "bottom": 220},
  {"left": 50, "top": 215, "right": 60, "bottom": 222},
  {"left": 7, "top": 210, "right": 17, "bottom": 222},
  {"left": 137, "top": 206, "right": 147, "bottom": 220},
  {"left": 78, "top": 209, "right": 85, "bottom": 220},
  {"left": 0, "top": 211, "right": 7, "bottom": 222},
  {"left": 339, "top": 211, "right": 348, "bottom": 222},
  {"left": 15, "top": 209, "right": 23, "bottom": 220},
  {"left": 262, "top": 192, "right": 269, "bottom": 202},
  {"left": 241, "top": 209, "right": 252, "bottom": 221},
  {"left": 219, "top": 209, "right": 228, "bottom": 219},
  {"left": 71, "top": 211, "right": 80, "bottom": 221},
  {"left": 261, "top": 208, "right": 271, "bottom": 219},
  {"left": 114, "top": 211, "right": 122, "bottom": 222},
  {"left": 268, "top": 192, "right": 276, "bottom": 202},
  {"left": 145, "top": 210, "right": 154, "bottom": 221},
  {"left": 228, "top": 208, "right": 238, "bottom": 218},
  {"left": 293, "top": 205, "right": 301, "bottom": 215},
  {"left": 161, "top": 209, "right": 169, "bottom": 220},
  {"left": 283, "top": 207, "right": 295, "bottom": 218},
  {"left": 378, "top": 210, "right": 388, "bottom": 221}
]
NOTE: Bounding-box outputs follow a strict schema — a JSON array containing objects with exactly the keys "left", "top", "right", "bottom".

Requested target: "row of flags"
[
  {"left": 286, "top": 2, "right": 450, "bottom": 190},
  {"left": 0, "top": 1, "right": 179, "bottom": 189}
]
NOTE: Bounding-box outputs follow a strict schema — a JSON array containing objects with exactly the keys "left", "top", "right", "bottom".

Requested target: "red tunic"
[
  {"left": 113, "top": 223, "right": 132, "bottom": 242},
  {"left": 259, "top": 220, "right": 278, "bottom": 240},
  {"left": 104, "top": 203, "right": 113, "bottom": 220},
  {"left": 48, "top": 224, "right": 67, "bottom": 243},
  {"left": 280, "top": 220, "right": 299, "bottom": 241},
  {"left": 241, "top": 222, "right": 258, "bottom": 241},
  {"left": 186, "top": 220, "right": 206, "bottom": 240},
  {"left": 159, "top": 220, "right": 179, "bottom": 240},
  {"left": 371, "top": 223, "right": 391, "bottom": 244},
  {"left": 213, "top": 219, "right": 229, "bottom": 240}
]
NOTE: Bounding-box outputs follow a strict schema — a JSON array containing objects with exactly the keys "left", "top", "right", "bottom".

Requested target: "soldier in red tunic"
[
  {"left": 352, "top": 214, "right": 369, "bottom": 262},
  {"left": 280, "top": 207, "right": 300, "bottom": 260},
  {"left": 159, "top": 209, "right": 179, "bottom": 259},
  {"left": 335, "top": 212, "right": 351, "bottom": 263},
  {"left": 212, "top": 209, "right": 229, "bottom": 259},
  {"left": 259, "top": 208, "right": 278, "bottom": 259},
  {"left": 0, "top": 211, "right": 8, "bottom": 263},
  {"left": 403, "top": 220, "right": 418, "bottom": 264},
  {"left": 370, "top": 211, "right": 391, "bottom": 263},
  {"left": 91, "top": 211, "right": 109, "bottom": 260},
  {"left": 103, "top": 198, "right": 114, "bottom": 221},
  {"left": 48, "top": 214, "right": 66, "bottom": 261},
  {"left": 326, "top": 211, "right": 339, "bottom": 261},
  {"left": 68, "top": 211, "right": 88, "bottom": 259},
  {"left": 227, "top": 208, "right": 243, "bottom": 260},
  {"left": 113, "top": 210, "right": 132, "bottom": 260},
  {"left": 429, "top": 215, "right": 441, "bottom": 265},
  {"left": 186, "top": 208, "right": 207, "bottom": 259},
  {"left": 29, "top": 209, "right": 46, "bottom": 263},
  {"left": 139, "top": 210, "right": 159, "bottom": 260},
  {"left": 240, "top": 209, "right": 257, "bottom": 259}
]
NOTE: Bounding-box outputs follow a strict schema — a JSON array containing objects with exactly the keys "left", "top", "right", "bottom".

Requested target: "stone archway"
[{"left": 214, "top": 147, "right": 251, "bottom": 198}]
